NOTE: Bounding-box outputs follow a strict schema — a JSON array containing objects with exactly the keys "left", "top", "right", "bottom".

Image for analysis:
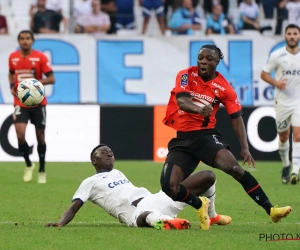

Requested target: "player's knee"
[
  {"left": 228, "top": 165, "right": 244, "bottom": 180},
  {"left": 202, "top": 170, "right": 216, "bottom": 186},
  {"left": 160, "top": 162, "right": 174, "bottom": 195}
]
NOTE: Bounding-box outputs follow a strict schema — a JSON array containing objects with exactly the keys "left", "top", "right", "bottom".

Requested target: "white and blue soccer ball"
[{"left": 17, "top": 78, "right": 45, "bottom": 106}]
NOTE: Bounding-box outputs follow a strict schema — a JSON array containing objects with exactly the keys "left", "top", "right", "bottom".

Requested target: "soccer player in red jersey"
[
  {"left": 8, "top": 30, "right": 55, "bottom": 184},
  {"left": 160, "top": 44, "right": 292, "bottom": 230}
]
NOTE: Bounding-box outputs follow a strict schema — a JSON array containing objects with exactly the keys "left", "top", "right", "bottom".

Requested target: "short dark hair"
[
  {"left": 90, "top": 144, "right": 107, "bottom": 161},
  {"left": 18, "top": 30, "right": 35, "bottom": 41},
  {"left": 200, "top": 44, "right": 224, "bottom": 60},
  {"left": 285, "top": 24, "right": 300, "bottom": 33}
]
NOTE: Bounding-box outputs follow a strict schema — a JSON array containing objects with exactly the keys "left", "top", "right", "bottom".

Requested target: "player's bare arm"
[
  {"left": 8, "top": 72, "right": 16, "bottom": 95},
  {"left": 39, "top": 72, "right": 55, "bottom": 86},
  {"left": 231, "top": 116, "right": 256, "bottom": 168},
  {"left": 260, "top": 71, "right": 286, "bottom": 90},
  {"left": 177, "top": 96, "right": 212, "bottom": 116},
  {"left": 45, "top": 199, "right": 83, "bottom": 227}
]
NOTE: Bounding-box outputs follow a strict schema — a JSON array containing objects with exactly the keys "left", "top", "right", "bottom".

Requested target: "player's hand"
[
  {"left": 198, "top": 104, "right": 213, "bottom": 117},
  {"left": 44, "top": 222, "right": 61, "bottom": 227},
  {"left": 275, "top": 79, "right": 286, "bottom": 90},
  {"left": 241, "top": 148, "right": 256, "bottom": 168}
]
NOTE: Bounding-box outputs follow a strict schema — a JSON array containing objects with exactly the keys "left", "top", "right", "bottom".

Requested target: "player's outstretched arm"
[
  {"left": 231, "top": 116, "right": 256, "bottom": 168},
  {"left": 45, "top": 200, "right": 83, "bottom": 227}
]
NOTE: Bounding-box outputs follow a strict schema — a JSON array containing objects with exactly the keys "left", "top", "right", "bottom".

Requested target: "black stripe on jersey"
[
  {"left": 44, "top": 71, "right": 54, "bottom": 77},
  {"left": 230, "top": 110, "right": 243, "bottom": 119},
  {"left": 176, "top": 92, "right": 191, "bottom": 98}
]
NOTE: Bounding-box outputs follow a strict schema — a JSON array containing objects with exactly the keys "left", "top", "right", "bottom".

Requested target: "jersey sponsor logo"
[
  {"left": 282, "top": 70, "right": 300, "bottom": 76},
  {"left": 29, "top": 58, "right": 40, "bottom": 61},
  {"left": 191, "top": 72, "right": 198, "bottom": 77},
  {"left": 108, "top": 179, "right": 130, "bottom": 188},
  {"left": 11, "top": 58, "right": 20, "bottom": 65},
  {"left": 211, "top": 81, "right": 225, "bottom": 91},
  {"left": 190, "top": 91, "right": 214, "bottom": 103},
  {"left": 180, "top": 73, "right": 188, "bottom": 87}
]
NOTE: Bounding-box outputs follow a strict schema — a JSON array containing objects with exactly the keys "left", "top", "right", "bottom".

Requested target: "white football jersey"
[
  {"left": 72, "top": 169, "right": 151, "bottom": 226},
  {"left": 262, "top": 46, "right": 300, "bottom": 107}
]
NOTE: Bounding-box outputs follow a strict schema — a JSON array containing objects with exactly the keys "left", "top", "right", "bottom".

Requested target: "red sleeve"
[
  {"left": 173, "top": 69, "right": 191, "bottom": 98},
  {"left": 221, "top": 84, "right": 242, "bottom": 118},
  {"left": 40, "top": 53, "right": 53, "bottom": 74},
  {"left": 8, "top": 54, "right": 14, "bottom": 73}
]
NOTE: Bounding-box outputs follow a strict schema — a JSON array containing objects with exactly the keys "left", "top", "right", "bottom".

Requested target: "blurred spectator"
[
  {"left": 238, "top": 0, "right": 272, "bottom": 33},
  {"left": 0, "top": 3, "right": 8, "bottom": 34},
  {"left": 164, "top": 0, "right": 198, "bottom": 23},
  {"left": 238, "top": 0, "right": 260, "bottom": 4},
  {"left": 261, "top": 0, "right": 276, "bottom": 19},
  {"left": 29, "top": 0, "right": 62, "bottom": 15},
  {"left": 73, "top": 0, "right": 92, "bottom": 19},
  {"left": 31, "top": 0, "right": 63, "bottom": 34},
  {"left": 116, "top": 0, "right": 135, "bottom": 30},
  {"left": 101, "top": 0, "right": 117, "bottom": 34},
  {"left": 275, "top": 0, "right": 288, "bottom": 35},
  {"left": 168, "top": 0, "right": 201, "bottom": 35},
  {"left": 279, "top": 0, "right": 300, "bottom": 28},
  {"left": 74, "top": 0, "right": 110, "bottom": 36},
  {"left": 204, "top": 0, "right": 229, "bottom": 15},
  {"left": 139, "top": 0, "right": 166, "bottom": 35},
  {"left": 206, "top": 4, "right": 235, "bottom": 34}
]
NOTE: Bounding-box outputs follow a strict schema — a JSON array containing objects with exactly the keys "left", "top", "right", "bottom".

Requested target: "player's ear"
[{"left": 92, "top": 158, "right": 96, "bottom": 165}]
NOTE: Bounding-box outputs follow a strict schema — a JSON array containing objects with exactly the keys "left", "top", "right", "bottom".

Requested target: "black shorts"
[
  {"left": 165, "top": 130, "right": 230, "bottom": 176},
  {"left": 13, "top": 105, "right": 46, "bottom": 129}
]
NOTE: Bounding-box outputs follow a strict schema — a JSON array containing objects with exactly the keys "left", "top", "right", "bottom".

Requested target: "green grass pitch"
[{"left": 0, "top": 161, "right": 299, "bottom": 250}]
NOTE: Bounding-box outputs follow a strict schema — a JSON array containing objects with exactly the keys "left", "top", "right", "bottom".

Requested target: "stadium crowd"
[{"left": 0, "top": 0, "right": 297, "bottom": 36}]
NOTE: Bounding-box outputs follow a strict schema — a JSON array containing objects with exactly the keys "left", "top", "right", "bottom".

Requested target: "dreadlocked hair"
[
  {"left": 90, "top": 144, "right": 107, "bottom": 161},
  {"left": 201, "top": 44, "right": 224, "bottom": 60}
]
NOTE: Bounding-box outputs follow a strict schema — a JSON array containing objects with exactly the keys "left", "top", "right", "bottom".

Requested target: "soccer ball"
[{"left": 16, "top": 78, "right": 45, "bottom": 106}]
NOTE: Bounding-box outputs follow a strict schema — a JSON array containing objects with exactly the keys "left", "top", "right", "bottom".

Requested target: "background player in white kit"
[
  {"left": 45, "top": 144, "right": 231, "bottom": 230},
  {"left": 261, "top": 24, "right": 300, "bottom": 185}
]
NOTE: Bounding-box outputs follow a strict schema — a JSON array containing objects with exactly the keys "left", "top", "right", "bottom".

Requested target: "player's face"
[
  {"left": 285, "top": 28, "right": 300, "bottom": 49},
  {"left": 18, "top": 33, "right": 33, "bottom": 51},
  {"left": 93, "top": 146, "right": 115, "bottom": 170},
  {"left": 197, "top": 48, "right": 218, "bottom": 78}
]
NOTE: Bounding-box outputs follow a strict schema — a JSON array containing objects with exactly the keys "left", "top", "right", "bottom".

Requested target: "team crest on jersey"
[
  {"left": 213, "top": 88, "right": 220, "bottom": 97},
  {"left": 180, "top": 73, "right": 188, "bottom": 87}
]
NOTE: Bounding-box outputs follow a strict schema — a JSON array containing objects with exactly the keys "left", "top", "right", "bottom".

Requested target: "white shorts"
[
  {"left": 130, "top": 190, "right": 187, "bottom": 227},
  {"left": 275, "top": 104, "right": 300, "bottom": 133}
]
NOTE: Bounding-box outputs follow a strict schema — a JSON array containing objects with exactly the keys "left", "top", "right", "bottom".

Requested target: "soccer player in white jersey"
[
  {"left": 45, "top": 144, "right": 232, "bottom": 230},
  {"left": 261, "top": 24, "right": 300, "bottom": 185}
]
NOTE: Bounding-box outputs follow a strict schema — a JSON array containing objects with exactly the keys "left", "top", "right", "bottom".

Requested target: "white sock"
[
  {"left": 278, "top": 140, "right": 290, "bottom": 167},
  {"left": 145, "top": 211, "right": 173, "bottom": 227},
  {"left": 201, "top": 182, "right": 217, "bottom": 218},
  {"left": 292, "top": 142, "right": 300, "bottom": 175}
]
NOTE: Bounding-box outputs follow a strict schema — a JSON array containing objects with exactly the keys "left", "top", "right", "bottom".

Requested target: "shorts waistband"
[{"left": 177, "top": 129, "right": 214, "bottom": 139}]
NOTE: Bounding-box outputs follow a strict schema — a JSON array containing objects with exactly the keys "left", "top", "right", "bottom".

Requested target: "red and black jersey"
[
  {"left": 163, "top": 66, "right": 242, "bottom": 132},
  {"left": 9, "top": 50, "right": 53, "bottom": 108}
]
